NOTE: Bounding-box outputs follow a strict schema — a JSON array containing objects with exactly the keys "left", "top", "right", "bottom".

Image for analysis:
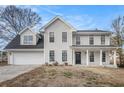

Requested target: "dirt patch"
[{"left": 0, "top": 66, "right": 124, "bottom": 87}]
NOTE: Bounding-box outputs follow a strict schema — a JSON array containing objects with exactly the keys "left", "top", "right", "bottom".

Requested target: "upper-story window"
[
  {"left": 49, "top": 32, "right": 54, "bottom": 43},
  {"left": 101, "top": 35, "right": 105, "bottom": 45},
  {"left": 62, "top": 32, "right": 67, "bottom": 42},
  {"left": 89, "top": 35, "right": 94, "bottom": 45},
  {"left": 76, "top": 35, "right": 80, "bottom": 45},
  {"left": 23, "top": 35, "right": 33, "bottom": 45}
]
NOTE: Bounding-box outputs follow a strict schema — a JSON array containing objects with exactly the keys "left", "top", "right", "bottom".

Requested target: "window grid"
[
  {"left": 76, "top": 35, "right": 80, "bottom": 45},
  {"left": 23, "top": 35, "right": 33, "bottom": 45},
  {"left": 102, "top": 51, "right": 106, "bottom": 62},
  {"left": 49, "top": 32, "right": 54, "bottom": 43},
  {"left": 101, "top": 35, "right": 105, "bottom": 45},
  {"left": 62, "top": 32, "right": 67, "bottom": 42},
  {"left": 49, "top": 50, "right": 54, "bottom": 61},
  {"left": 89, "top": 36, "right": 94, "bottom": 45},
  {"left": 90, "top": 51, "right": 94, "bottom": 62},
  {"left": 62, "top": 50, "right": 67, "bottom": 61}
]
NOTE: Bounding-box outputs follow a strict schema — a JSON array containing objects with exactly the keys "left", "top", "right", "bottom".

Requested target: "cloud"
[
  {"left": 41, "top": 7, "right": 63, "bottom": 16},
  {"left": 64, "top": 15, "right": 97, "bottom": 29}
]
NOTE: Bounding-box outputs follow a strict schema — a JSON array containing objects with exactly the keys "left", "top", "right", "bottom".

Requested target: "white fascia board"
[
  {"left": 19, "top": 27, "right": 37, "bottom": 35},
  {"left": 41, "top": 16, "right": 76, "bottom": 31}
]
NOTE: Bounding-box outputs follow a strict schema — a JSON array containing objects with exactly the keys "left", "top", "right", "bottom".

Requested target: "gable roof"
[
  {"left": 4, "top": 34, "right": 44, "bottom": 50},
  {"left": 19, "top": 27, "right": 36, "bottom": 35},
  {"left": 41, "top": 16, "right": 76, "bottom": 31}
]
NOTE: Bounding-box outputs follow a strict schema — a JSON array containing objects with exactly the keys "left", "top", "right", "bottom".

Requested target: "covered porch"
[{"left": 71, "top": 46, "right": 117, "bottom": 68}]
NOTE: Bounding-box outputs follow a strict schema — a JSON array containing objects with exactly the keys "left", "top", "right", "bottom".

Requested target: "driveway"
[{"left": 0, "top": 65, "right": 40, "bottom": 82}]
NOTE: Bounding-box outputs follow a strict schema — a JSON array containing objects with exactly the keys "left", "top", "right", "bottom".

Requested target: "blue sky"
[
  {"left": 20, "top": 5, "right": 124, "bottom": 31},
  {"left": 1, "top": 5, "right": 124, "bottom": 49}
]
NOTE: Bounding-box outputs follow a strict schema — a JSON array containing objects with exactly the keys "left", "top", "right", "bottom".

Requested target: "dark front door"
[{"left": 75, "top": 52, "right": 81, "bottom": 64}]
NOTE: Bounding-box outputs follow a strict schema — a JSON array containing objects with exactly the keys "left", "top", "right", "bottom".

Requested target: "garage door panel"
[{"left": 13, "top": 51, "right": 44, "bottom": 65}]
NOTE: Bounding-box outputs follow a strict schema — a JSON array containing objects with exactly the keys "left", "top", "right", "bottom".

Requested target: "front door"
[{"left": 75, "top": 52, "right": 81, "bottom": 64}]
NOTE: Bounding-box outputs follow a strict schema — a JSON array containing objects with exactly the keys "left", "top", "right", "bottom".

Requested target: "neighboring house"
[{"left": 4, "top": 16, "right": 118, "bottom": 67}]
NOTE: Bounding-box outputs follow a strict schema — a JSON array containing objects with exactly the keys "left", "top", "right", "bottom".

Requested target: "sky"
[
  {"left": 20, "top": 5, "right": 124, "bottom": 31},
  {"left": 1, "top": 5, "right": 124, "bottom": 49}
]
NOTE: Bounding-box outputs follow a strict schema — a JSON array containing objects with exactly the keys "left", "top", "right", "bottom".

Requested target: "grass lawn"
[{"left": 0, "top": 66, "right": 124, "bottom": 87}]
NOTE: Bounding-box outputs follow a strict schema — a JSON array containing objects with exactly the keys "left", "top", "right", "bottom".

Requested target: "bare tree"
[
  {"left": 0, "top": 5, "right": 41, "bottom": 49},
  {"left": 112, "top": 16, "right": 124, "bottom": 66}
]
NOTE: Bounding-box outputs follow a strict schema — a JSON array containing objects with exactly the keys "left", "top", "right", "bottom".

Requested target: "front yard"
[{"left": 0, "top": 66, "right": 124, "bottom": 87}]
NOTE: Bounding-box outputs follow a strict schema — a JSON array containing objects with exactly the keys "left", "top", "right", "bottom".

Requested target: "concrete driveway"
[{"left": 0, "top": 65, "right": 40, "bottom": 82}]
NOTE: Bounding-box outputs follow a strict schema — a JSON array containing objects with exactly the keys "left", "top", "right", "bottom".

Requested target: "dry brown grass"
[
  {"left": 0, "top": 61, "right": 8, "bottom": 66},
  {"left": 0, "top": 66, "right": 124, "bottom": 87}
]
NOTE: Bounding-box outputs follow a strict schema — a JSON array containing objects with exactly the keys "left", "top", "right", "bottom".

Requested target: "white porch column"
[
  {"left": 86, "top": 49, "right": 89, "bottom": 66},
  {"left": 114, "top": 50, "right": 117, "bottom": 67},
  {"left": 100, "top": 49, "right": 102, "bottom": 66},
  {"left": 72, "top": 49, "right": 75, "bottom": 65}
]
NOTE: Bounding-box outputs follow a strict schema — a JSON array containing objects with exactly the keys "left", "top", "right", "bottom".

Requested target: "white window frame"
[
  {"left": 49, "top": 32, "right": 54, "bottom": 43},
  {"left": 102, "top": 51, "right": 106, "bottom": 62},
  {"left": 89, "top": 35, "right": 94, "bottom": 45},
  {"left": 101, "top": 35, "right": 105, "bottom": 45},
  {"left": 90, "top": 51, "right": 94, "bottom": 62},
  {"left": 49, "top": 50, "right": 55, "bottom": 62},
  {"left": 76, "top": 35, "right": 80, "bottom": 45},
  {"left": 62, "top": 50, "right": 67, "bottom": 62},
  {"left": 23, "top": 35, "right": 33, "bottom": 45},
  {"left": 62, "top": 32, "right": 67, "bottom": 42}
]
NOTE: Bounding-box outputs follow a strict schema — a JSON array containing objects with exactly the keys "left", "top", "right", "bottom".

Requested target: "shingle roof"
[
  {"left": 4, "top": 34, "right": 44, "bottom": 49},
  {"left": 77, "top": 30, "right": 111, "bottom": 32}
]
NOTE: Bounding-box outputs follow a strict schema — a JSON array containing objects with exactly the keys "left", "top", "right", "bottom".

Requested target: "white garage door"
[{"left": 13, "top": 51, "right": 44, "bottom": 65}]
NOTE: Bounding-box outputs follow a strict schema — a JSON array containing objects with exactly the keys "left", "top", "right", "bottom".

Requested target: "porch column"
[
  {"left": 86, "top": 49, "right": 89, "bottom": 66},
  {"left": 113, "top": 50, "right": 117, "bottom": 67},
  {"left": 72, "top": 49, "right": 75, "bottom": 65},
  {"left": 100, "top": 49, "right": 102, "bottom": 66}
]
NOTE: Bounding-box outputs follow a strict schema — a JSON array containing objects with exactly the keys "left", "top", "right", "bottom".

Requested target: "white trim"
[
  {"left": 113, "top": 50, "right": 117, "bottom": 67},
  {"left": 86, "top": 49, "right": 89, "bottom": 66},
  {"left": 19, "top": 27, "right": 36, "bottom": 35},
  {"left": 100, "top": 49, "right": 102, "bottom": 65},
  {"left": 5, "top": 49, "right": 44, "bottom": 51},
  {"left": 41, "top": 16, "right": 76, "bottom": 31},
  {"left": 71, "top": 46, "right": 119, "bottom": 49}
]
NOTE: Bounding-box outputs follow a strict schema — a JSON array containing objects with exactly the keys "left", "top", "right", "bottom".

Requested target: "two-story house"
[{"left": 4, "top": 16, "right": 118, "bottom": 67}]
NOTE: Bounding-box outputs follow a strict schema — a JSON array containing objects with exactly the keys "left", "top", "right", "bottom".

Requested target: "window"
[
  {"left": 49, "top": 50, "right": 54, "bottom": 61},
  {"left": 76, "top": 35, "right": 80, "bottom": 45},
  {"left": 101, "top": 35, "right": 105, "bottom": 45},
  {"left": 90, "top": 51, "right": 94, "bottom": 62},
  {"left": 23, "top": 35, "right": 33, "bottom": 45},
  {"left": 62, "top": 32, "right": 67, "bottom": 42},
  {"left": 62, "top": 50, "right": 67, "bottom": 61},
  {"left": 49, "top": 32, "right": 54, "bottom": 42},
  {"left": 102, "top": 51, "right": 106, "bottom": 62},
  {"left": 89, "top": 36, "right": 94, "bottom": 45}
]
